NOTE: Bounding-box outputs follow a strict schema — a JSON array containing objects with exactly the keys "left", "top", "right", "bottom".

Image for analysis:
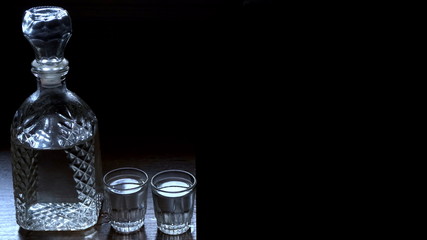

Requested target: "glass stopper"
[{"left": 22, "top": 6, "right": 72, "bottom": 85}]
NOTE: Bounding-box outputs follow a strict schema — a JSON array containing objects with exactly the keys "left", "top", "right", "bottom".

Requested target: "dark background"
[{"left": 0, "top": 0, "right": 274, "bottom": 153}]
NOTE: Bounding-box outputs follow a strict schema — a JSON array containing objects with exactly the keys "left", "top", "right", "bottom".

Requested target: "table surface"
[{"left": 0, "top": 149, "right": 196, "bottom": 240}]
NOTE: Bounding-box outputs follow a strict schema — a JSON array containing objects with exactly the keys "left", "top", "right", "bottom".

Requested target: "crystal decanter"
[{"left": 10, "top": 6, "right": 103, "bottom": 231}]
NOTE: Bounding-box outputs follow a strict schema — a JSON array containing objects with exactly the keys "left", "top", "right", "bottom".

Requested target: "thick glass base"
[
  {"left": 111, "top": 219, "right": 144, "bottom": 234},
  {"left": 158, "top": 223, "right": 190, "bottom": 235},
  {"left": 17, "top": 202, "right": 99, "bottom": 231}
]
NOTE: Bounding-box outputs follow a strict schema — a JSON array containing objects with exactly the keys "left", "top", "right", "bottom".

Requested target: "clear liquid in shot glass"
[
  {"left": 106, "top": 177, "right": 148, "bottom": 233},
  {"left": 152, "top": 179, "right": 195, "bottom": 235}
]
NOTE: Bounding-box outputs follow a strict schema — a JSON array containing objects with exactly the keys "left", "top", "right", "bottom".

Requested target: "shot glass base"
[
  {"left": 111, "top": 219, "right": 144, "bottom": 234},
  {"left": 158, "top": 223, "right": 190, "bottom": 235}
]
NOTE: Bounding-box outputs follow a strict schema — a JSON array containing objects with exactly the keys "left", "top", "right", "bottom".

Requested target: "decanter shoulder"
[
  {"left": 11, "top": 88, "right": 97, "bottom": 149},
  {"left": 14, "top": 88, "right": 96, "bottom": 120}
]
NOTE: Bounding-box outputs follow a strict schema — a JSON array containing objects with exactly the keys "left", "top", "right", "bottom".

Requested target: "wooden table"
[{"left": 0, "top": 148, "right": 196, "bottom": 240}]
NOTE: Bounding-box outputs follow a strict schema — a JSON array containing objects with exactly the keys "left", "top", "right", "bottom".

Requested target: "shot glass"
[
  {"left": 103, "top": 167, "right": 149, "bottom": 234},
  {"left": 151, "top": 169, "right": 196, "bottom": 235}
]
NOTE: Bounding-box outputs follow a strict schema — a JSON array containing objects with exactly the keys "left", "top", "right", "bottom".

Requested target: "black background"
[{"left": 0, "top": 0, "right": 274, "bottom": 153}]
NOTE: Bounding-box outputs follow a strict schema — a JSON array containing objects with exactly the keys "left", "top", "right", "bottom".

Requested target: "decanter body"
[{"left": 10, "top": 6, "right": 103, "bottom": 231}]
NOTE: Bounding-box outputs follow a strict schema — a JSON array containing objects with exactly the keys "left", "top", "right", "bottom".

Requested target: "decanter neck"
[
  {"left": 37, "top": 76, "right": 67, "bottom": 91},
  {"left": 31, "top": 58, "right": 69, "bottom": 87}
]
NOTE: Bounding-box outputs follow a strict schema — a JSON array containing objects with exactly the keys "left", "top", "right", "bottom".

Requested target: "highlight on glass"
[
  {"left": 103, "top": 167, "right": 149, "bottom": 234},
  {"left": 151, "top": 169, "right": 196, "bottom": 235}
]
